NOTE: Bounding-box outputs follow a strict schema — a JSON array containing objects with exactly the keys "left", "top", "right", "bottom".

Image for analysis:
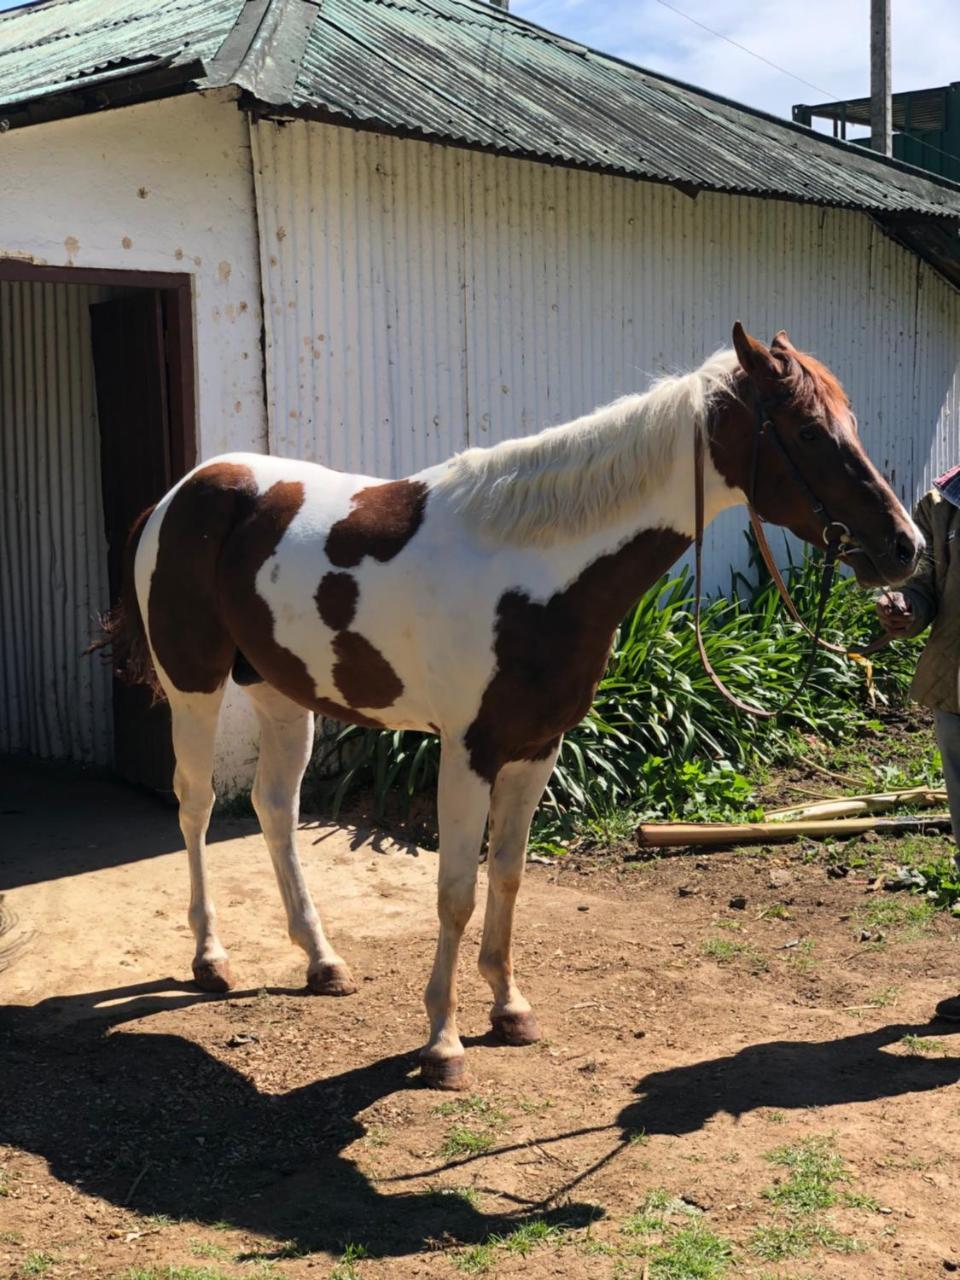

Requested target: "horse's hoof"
[
  {"left": 192, "top": 958, "right": 235, "bottom": 993},
  {"left": 491, "top": 1010, "right": 541, "bottom": 1046},
  {"left": 420, "top": 1054, "right": 469, "bottom": 1090},
  {"left": 307, "top": 963, "right": 357, "bottom": 997}
]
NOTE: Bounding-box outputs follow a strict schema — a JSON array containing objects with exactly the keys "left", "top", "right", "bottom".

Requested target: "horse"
[{"left": 98, "top": 323, "right": 922, "bottom": 1089}]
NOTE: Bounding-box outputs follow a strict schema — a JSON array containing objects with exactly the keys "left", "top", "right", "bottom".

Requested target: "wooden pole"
[
  {"left": 635, "top": 813, "right": 951, "bottom": 849},
  {"left": 871, "top": 0, "right": 892, "bottom": 155}
]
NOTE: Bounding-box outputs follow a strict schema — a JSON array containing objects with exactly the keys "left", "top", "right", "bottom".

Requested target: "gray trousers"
[{"left": 933, "top": 711, "right": 960, "bottom": 847}]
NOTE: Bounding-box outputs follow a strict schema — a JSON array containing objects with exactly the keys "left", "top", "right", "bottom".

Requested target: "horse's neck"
[{"left": 553, "top": 425, "right": 743, "bottom": 631}]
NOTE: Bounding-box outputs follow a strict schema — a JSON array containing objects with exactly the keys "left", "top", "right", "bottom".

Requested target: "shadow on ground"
[
  {"left": 0, "top": 982, "right": 598, "bottom": 1257},
  {"left": 5, "top": 979, "right": 960, "bottom": 1257},
  {"left": 620, "top": 1020, "right": 960, "bottom": 1136},
  {"left": 0, "top": 757, "right": 260, "bottom": 889}
]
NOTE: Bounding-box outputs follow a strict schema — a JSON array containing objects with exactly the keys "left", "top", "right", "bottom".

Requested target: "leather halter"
[{"left": 693, "top": 390, "right": 886, "bottom": 720}]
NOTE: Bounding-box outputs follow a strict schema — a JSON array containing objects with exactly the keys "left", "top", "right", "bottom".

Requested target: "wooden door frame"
[{"left": 0, "top": 260, "right": 197, "bottom": 473}]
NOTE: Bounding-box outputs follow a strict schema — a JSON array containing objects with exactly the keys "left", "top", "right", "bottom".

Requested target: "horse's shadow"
[
  {"left": 619, "top": 1019, "right": 960, "bottom": 1137},
  {"left": 5, "top": 985, "right": 960, "bottom": 1258},
  {"left": 0, "top": 981, "right": 597, "bottom": 1258}
]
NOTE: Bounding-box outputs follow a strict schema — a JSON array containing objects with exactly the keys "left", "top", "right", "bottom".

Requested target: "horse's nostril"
[{"left": 895, "top": 533, "right": 917, "bottom": 565}]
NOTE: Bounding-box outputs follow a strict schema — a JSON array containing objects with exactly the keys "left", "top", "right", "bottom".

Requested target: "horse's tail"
[{"left": 86, "top": 504, "right": 166, "bottom": 703}]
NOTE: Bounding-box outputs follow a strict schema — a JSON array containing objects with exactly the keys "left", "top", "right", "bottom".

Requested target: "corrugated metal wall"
[
  {"left": 0, "top": 280, "right": 112, "bottom": 765},
  {"left": 252, "top": 120, "right": 960, "bottom": 588}
]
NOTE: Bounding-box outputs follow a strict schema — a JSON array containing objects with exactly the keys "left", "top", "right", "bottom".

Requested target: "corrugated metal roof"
[
  {"left": 2, "top": 0, "right": 960, "bottom": 229},
  {"left": 0, "top": 0, "right": 246, "bottom": 111},
  {"left": 285, "top": 0, "right": 960, "bottom": 221}
]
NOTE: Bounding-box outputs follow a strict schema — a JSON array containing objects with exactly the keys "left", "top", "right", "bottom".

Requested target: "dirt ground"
[{"left": 3, "top": 754, "right": 960, "bottom": 1279}]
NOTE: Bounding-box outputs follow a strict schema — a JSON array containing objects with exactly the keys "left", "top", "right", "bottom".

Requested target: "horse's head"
[{"left": 710, "top": 323, "right": 922, "bottom": 588}]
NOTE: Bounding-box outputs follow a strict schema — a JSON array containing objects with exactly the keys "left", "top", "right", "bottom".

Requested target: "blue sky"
[{"left": 2, "top": 0, "right": 958, "bottom": 126}]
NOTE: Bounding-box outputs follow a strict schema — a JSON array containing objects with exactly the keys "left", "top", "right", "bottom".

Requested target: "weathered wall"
[
  {"left": 0, "top": 90, "right": 267, "bottom": 789},
  {"left": 253, "top": 118, "right": 960, "bottom": 591}
]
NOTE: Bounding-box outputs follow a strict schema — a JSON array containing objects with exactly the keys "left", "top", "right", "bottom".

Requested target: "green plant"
[
  {"left": 749, "top": 1221, "right": 860, "bottom": 1260},
  {"left": 440, "top": 1125, "right": 494, "bottom": 1158},
  {"left": 899, "top": 1034, "right": 947, "bottom": 1055},
  {"left": 330, "top": 1242, "right": 370, "bottom": 1280},
  {"left": 762, "top": 1137, "right": 847, "bottom": 1213},
  {"left": 20, "top": 1255, "right": 55, "bottom": 1277},
  {"left": 647, "top": 1223, "right": 732, "bottom": 1278},
  {"left": 190, "top": 1242, "right": 228, "bottom": 1260}
]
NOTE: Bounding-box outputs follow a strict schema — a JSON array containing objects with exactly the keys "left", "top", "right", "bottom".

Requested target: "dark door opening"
[{"left": 0, "top": 261, "right": 196, "bottom": 795}]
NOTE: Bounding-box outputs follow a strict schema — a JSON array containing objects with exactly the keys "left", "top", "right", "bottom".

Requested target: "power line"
[
  {"left": 651, "top": 0, "right": 842, "bottom": 100},
  {"left": 652, "top": 0, "right": 960, "bottom": 169}
]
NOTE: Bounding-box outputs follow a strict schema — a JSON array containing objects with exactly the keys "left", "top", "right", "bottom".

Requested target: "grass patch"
[
  {"left": 701, "top": 938, "right": 744, "bottom": 963},
  {"left": 329, "top": 1242, "right": 370, "bottom": 1280},
  {"left": 440, "top": 1125, "right": 495, "bottom": 1158},
  {"left": 189, "top": 1243, "right": 228, "bottom": 1260},
  {"left": 437, "top": 1095, "right": 508, "bottom": 1159},
  {"left": 701, "top": 936, "right": 768, "bottom": 974},
  {"left": 762, "top": 1137, "right": 847, "bottom": 1213},
  {"left": 425, "top": 1183, "right": 481, "bottom": 1208},
  {"left": 647, "top": 1223, "right": 733, "bottom": 1278},
  {"left": 864, "top": 985, "right": 899, "bottom": 1008},
  {"left": 19, "top": 1255, "right": 56, "bottom": 1277},
  {"left": 758, "top": 904, "right": 792, "bottom": 920},
  {"left": 453, "top": 1242, "right": 495, "bottom": 1274},
  {"left": 433, "top": 1095, "right": 507, "bottom": 1126},
  {"left": 619, "top": 1193, "right": 730, "bottom": 1279},
  {"left": 860, "top": 896, "right": 935, "bottom": 937},
  {"left": 453, "top": 1218, "right": 569, "bottom": 1274},
  {"left": 788, "top": 939, "right": 817, "bottom": 975},
  {"left": 899, "top": 1034, "right": 947, "bottom": 1055},
  {"left": 750, "top": 1220, "right": 860, "bottom": 1261}
]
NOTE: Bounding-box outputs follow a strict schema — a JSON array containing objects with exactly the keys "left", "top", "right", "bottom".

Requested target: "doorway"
[{"left": 0, "top": 262, "right": 196, "bottom": 794}]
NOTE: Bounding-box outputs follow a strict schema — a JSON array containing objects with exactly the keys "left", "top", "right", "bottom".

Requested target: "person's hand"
[{"left": 875, "top": 591, "right": 914, "bottom": 635}]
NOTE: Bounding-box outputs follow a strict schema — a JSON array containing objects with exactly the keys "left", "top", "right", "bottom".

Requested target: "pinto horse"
[{"left": 101, "top": 324, "right": 921, "bottom": 1088}]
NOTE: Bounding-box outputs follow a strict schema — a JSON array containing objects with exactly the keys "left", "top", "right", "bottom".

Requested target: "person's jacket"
[{"left": 902, "top": 487, "right": 960, "bottom": 712}]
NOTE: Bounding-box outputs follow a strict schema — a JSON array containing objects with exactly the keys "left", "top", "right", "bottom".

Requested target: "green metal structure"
[{"left": 794, "top": 84, "right": 960, "bottom": 184}]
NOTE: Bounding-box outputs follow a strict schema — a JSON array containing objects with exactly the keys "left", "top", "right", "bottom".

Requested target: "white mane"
[{"left": 436, "top": 349, "right": 739, "bottom": 546}]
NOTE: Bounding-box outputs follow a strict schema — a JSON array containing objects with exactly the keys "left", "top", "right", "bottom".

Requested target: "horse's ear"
[
  {"left": 732, "top": 321, "right": 780, "bottom": 384},
  {"left": 771, "top": 329, "right": 796, "bottom": 353}
]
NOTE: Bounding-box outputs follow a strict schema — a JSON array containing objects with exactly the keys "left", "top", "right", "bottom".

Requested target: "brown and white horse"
[{"left": 102, "top": 324, "right": 921, "bottom": 1088}]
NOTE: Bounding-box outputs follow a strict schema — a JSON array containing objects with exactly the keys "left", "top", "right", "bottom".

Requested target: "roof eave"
[{"left": 0, "top": 56, "right": 208, "bottom": 132}]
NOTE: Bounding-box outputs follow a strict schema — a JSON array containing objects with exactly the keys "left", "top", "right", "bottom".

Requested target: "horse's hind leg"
[
  {"left": 421, "top": 740, "right": 491, "bottom": 1089},
  {"left": 246, "top": 682, "right": 357, "bottom": 996},
  {"left": 168, "top": 685, "right": 234, "bottom": 992},
  {"left": 479, "top": 746, "right": 560, "bottom": 1045}
]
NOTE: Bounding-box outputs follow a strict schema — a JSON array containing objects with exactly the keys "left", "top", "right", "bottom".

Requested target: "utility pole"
[{"left": 870, "top": 0, "right": 892, "bottom": 156}]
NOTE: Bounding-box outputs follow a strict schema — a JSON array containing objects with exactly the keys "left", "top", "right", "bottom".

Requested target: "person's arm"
[{"left": 876, "top": 496, "right": 937, "bottom": 638}]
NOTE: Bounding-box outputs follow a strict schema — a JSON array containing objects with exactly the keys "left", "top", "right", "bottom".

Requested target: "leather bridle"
[{"left": 693, "top": 390, "right": 889, "bottom": 719}]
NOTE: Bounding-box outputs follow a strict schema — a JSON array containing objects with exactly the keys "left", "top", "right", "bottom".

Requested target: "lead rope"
[{"left": 693, "top": 420, "right": 849, "bottom": 720}]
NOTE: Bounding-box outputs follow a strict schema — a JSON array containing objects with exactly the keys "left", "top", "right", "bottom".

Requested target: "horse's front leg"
[
  {"left": 421, "top": 741, "right": 491, "bottom": 1089},
  {"left": 479, "top": 746, "right": 560, "bottom": 1044}
]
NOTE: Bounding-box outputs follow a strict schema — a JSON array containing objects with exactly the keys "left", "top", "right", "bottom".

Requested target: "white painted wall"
[
  {"left": 254, "top": 119, "right": 960, "bottom": 597},
  {"left": 0, "top": 90, "right": 267, "bottom": 790}
]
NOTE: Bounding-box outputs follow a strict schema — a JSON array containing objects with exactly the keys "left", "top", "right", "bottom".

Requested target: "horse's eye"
[{"left": 798, "top": 426, "right": 818, "bottom": 443}]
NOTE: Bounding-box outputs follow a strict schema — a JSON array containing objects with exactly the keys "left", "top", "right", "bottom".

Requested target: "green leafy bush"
[{"left": 311, "top": 532, "right": 921, "bottom": 827}]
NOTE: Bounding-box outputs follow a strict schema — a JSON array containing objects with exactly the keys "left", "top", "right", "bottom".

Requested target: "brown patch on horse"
[
  {"left": 148, "top": 462, "right": 260, "bottom": 694},
  {"left": 217, "top": 479, "right": 321, "bottom": 708},
  {"left": 326, "top": 479, "right": 428, "bottom": 568},
  {"left": 315, "top": 572, "right": 359, "bottom": 630},
  {"left": 464, "top": 526, "right": 691, "bottom": 783},
  {"left": 332, "top": 631, "right": 404, "bottom": 708}
]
